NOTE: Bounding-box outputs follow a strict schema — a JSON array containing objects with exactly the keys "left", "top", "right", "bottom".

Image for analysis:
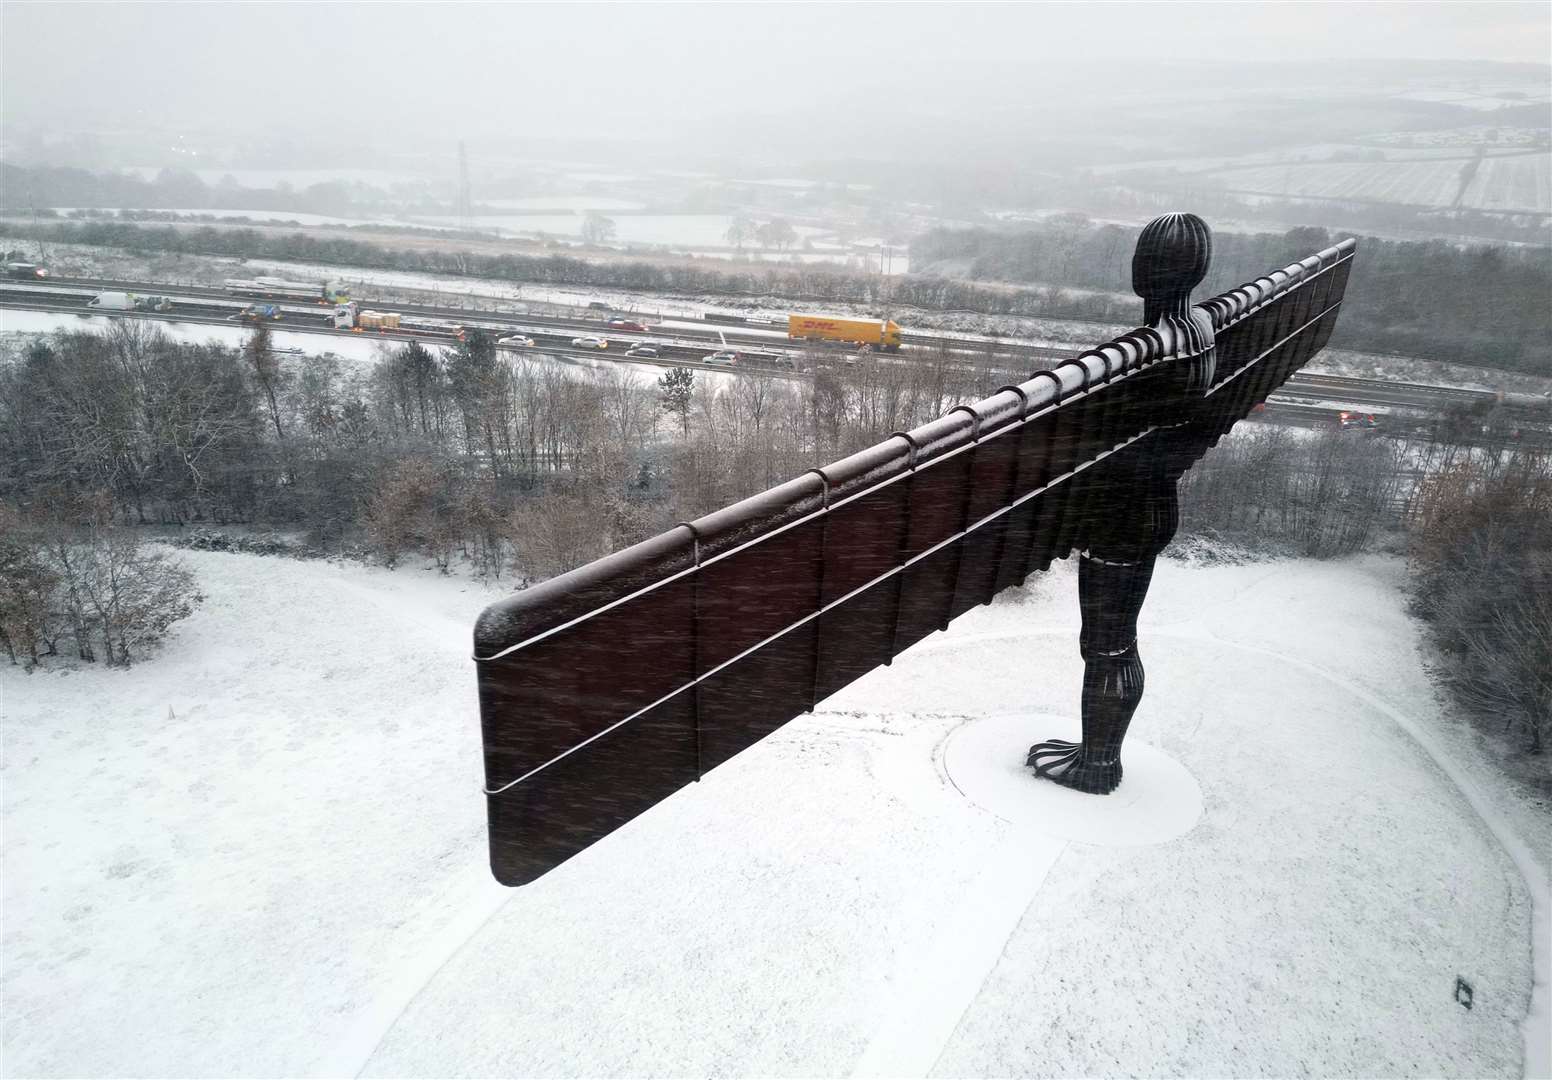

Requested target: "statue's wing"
[{"left": 473, "top": 240, "right": 1357, "bottom": 886}]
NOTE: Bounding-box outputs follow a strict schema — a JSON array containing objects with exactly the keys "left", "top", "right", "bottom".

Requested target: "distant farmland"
[
  {"left": 1206, "top": 152, "right": 1550, "bottom": 214},
  {"left": 1471, "top": 153, "right": 1551, "bottom": 212}
]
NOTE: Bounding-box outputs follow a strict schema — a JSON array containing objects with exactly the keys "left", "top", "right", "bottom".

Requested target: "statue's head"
[{"left": 1132, "top": 212, "right": 1212, "bottom": 308}]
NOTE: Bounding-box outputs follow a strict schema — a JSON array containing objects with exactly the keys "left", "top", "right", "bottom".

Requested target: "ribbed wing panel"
[{"left": 474, "top": 238, "right": 1357, "bottom": 885}]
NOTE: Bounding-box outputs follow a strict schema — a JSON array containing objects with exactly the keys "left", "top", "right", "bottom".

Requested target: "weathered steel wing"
[{"left": 473, "top": 238, "right": 1356, "bottom": 885}]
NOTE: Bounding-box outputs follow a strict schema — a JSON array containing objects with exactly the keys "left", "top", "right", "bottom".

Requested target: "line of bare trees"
[
  {"left": 1176, "top": 423, "right": 1408, "bottom": 557},
  {"left": 1409, "top": 450, "right": 1551, "bottom": 766},
  {"left": 0, "top": 322, "right": 1023, "bottom": 606}
]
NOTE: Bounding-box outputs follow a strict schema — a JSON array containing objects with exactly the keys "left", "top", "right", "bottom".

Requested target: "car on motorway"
[
  {"left": 702, "top": 350, "right": 740, "bottom": 366},
  {"left": 571, "top": 335, "right": 609, "bottom": 349},
  {"left": 625, "top": 345, "right": 660, "bottom": 358},
  {"left": 608, "top": 318, "right": 648, "bottom": 332},
  {"left": 500, "top": 334, "right": 537, "bottom": 347},
  {"left": 743, "top": 351, "right": 793, "bottom": 370},
  {"left": 1339, "top": 411, "right": 1379, "bottom": 429},
  {"left": 88, "top": 291, "right": 134, "bottom": 311},
  {"left": 5, "top": 261, "right": 48, "bottom": 279}
]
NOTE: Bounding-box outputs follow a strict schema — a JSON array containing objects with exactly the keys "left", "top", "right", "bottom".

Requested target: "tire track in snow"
[
  {"left": 851, "top": 833, "right": 1066, "bottom": 1079},
  {"left": 847, "top": 712, "right": 1069, "bottom": 1078},
  {"left": 287, "top": 563, "right": 514, "bottom": 1078},
  {"left": 317, "top": 873, "right": 514, "bottom": 1079}
]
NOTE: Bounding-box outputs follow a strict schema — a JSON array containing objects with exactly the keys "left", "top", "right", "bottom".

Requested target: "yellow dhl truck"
[{"left": 788, "top": 314, "right": 902, "bottom": 352}]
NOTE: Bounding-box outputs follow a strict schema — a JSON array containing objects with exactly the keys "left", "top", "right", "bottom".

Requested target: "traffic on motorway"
[
  {"left": 0, "top": 273, "right": 1054, "bottom": 377},
  {"left": 2, "top": 269, "right": 1547, "bottom": 440}
]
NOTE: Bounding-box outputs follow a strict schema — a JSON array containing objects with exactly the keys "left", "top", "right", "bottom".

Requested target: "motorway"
[
  {"left": 2, "top": 277, "right": 1548, "bottom": 438},
  {"left": 1, "top": 276, "right": 1078, "bottom": 370}
]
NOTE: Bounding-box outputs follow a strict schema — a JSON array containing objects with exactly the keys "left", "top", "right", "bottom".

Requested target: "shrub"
[
  {"left": 1177, "top": 425, "right": 1404, "bottom": 558},
  {"left": 1410, "top": 454, "right": 1552, "bottom": 760},
  {"left": 0, "top": 499, "right": 204, "bottom": 668}
]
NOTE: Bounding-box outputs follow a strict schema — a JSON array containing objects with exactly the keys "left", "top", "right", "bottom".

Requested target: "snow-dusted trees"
[
  {"left": 755, "top": 219, "right": 798, "bottom": 251},
  {"left": 724, "top": 216, "right": 756, "bottom": 252},
  {"left": 244, "top": 321, "right": 287, "bottom": 443},
  {"left": 600, "top": 366, "right": 655, "bottom": 466},
  {"left": 364, "top": 456, "right": 462, "bottom": 572},
  {"left": 444, "top": 329, "right": 506, "bottom": 478},
  {"left": 1410, "top": 455, "right": 1552, "bottom": 758},
  {"left": 1175, "top": 425, "right": 1406, "bottom": 558},
  {"left": 0, "top": 505, "right": 57, "bottom": 668},
  {"left": 0, "top": 496, "right": 202, "bottom": 669},
  {"left": 0, "top": 326, "right": 263, "bottom": 522},
  {"left": 580, "top": 213, "right": 616, "bottom": 245},
  {"left": 657, "top": 367, "right": 694, "bottom": 436}
]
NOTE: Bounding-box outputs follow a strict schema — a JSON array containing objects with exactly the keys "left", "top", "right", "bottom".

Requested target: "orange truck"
[{"left": 788, "top": 314, "right": 902, "bottom": 352}]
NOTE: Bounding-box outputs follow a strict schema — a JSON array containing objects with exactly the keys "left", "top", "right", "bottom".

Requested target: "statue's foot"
[{"left": 1027, "top": 739, "right": 1123, "bottom": 795}]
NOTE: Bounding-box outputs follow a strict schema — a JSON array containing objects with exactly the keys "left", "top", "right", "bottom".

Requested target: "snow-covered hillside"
[{"left": 2, "top": 550, "right": 1545, "bottom": 1077}]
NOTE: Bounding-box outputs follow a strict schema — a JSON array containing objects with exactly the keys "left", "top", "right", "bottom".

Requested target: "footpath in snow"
[{"left": 1, "top": 549, "right": 1544, "bottom": 1077}]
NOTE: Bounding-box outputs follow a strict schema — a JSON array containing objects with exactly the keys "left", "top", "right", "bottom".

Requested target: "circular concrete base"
[{"left": 939, "top": 713, "right": 1204, "bottom": 846}]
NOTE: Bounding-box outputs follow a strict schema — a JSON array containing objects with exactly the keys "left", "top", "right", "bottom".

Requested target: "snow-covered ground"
[
  {"left": 408, "top": 213, "right": 830, "bottom": 251},
  {"left": 37, "top": 209, "right": 405, "bottom": 229},
  {"left": 3, "top": 549, "right": 1545, "bottom": 1077},
  {"left": 113, "top": 167, "right": 428, "bottom": 190},
  {"left": 0, "top": 308, "right": 394, "bottom": 364}
]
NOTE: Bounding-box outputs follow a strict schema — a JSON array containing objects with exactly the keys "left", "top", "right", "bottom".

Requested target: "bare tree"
[
  {"left": 724, "top": 216, "right": 756, "bottom": 252},
  {"left": 7, "top": 493, "right": 201, "bottom": 666},
  {"left": 0, "top": 506, "right": 56, "bottom": 667},
  {"left": 581, "top": 213, "right": 617, "bottom": 245},
  {"left": 599, "top": 366, "right": 653, "bottom": 466},
  {"left": 244, "top": 321, "right": 286, "bottom": 443}
]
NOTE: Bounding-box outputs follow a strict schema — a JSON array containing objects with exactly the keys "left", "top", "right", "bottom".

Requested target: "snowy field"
[
  {"left": 115, "top": 167, "right": 429, "bottom": 190},
  {"left": 0, "top": 309, "right": 393, "bottom": 365},
  {"left": 39, "top": 209, "right": 404, "bottom": 229},
  {"left": 3, "top": 549, "right": 1546, "bottom": 1078},
  {"left": 404, "top": 214, "right": 846, "bottom": 261}
]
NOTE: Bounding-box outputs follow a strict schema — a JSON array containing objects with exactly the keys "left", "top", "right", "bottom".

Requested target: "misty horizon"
[{"left": 4, "top": 1, "right": 1549, "bottom": 148}]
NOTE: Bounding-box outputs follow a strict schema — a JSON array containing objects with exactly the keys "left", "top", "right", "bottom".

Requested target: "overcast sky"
[{"left": 3, "top": 1, "right": 1549, "bottom": 143}]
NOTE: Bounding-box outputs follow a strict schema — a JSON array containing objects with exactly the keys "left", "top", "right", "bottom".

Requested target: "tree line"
[
  {"left": 0, "top": 323, "right": 1022, "bottom": 662},
  {"left": 911, "top": 216, "right": 1552, "bottom": 375},
  {"left": 1409, "top": 452, "right": 1550, "bottom": 764},
  {"left": 0, "top": 162, "right": 413, "bottom": 219}
]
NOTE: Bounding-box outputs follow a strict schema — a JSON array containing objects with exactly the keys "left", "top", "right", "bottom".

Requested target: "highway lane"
[
  {"left": 2, "top": 280, "right": 1055, "bottom": 378},
  {"left": 22, "top": 277, "right": 1549, "bottom": 409},
  {"left": 0, "top": 292, "right": 806, "bottom": 381},
  {"left": 30, "top": 274, "right": 1069, "bottom": 363}
]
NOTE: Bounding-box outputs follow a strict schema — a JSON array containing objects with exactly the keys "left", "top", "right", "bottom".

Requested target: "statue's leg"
[
  {"left": 1028, "top": 455, "right": 1180, "bottom": 794},
  {"left": 1027, "top": 552, "right": 1155, "bottom": 794}
]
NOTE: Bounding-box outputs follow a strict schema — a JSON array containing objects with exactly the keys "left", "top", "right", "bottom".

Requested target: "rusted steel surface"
[{"left": 473, "top": 228, "right": 1357, "bottom": 886}]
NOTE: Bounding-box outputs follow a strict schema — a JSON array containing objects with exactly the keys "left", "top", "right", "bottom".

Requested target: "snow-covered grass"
[
  {"left": 1309, "top": 349, "right": 1552, "bottom": 397},
  {"left": 2, "top": 547, "right": 1545, "bottom": 1077},
  {"left": 0, "top": 309, "right": 393, "bottom": 364}
]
